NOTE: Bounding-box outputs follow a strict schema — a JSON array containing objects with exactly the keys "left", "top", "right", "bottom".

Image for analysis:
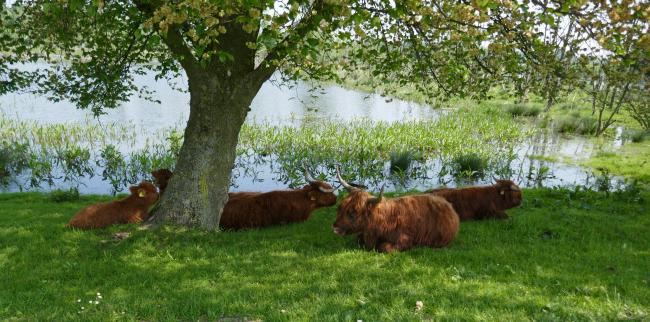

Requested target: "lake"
[{"left": 0, "top": 71, "right": 626, "bottom": 194}]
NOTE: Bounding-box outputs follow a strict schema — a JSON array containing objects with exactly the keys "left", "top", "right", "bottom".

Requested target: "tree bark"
[{"left": 150, "top": 68, "right": 271, "bottom": 229}]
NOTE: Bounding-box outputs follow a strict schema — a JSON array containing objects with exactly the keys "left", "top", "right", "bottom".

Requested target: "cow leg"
[
  {"left": 378, "top": 234, "right": 412, "bottom": 253},
  {"left": 361, "top": 233, "right": 379, "bottom": 250},
  {"left": 356, "top": 233, "right": 363, "bottom": 244},
  {"left": 377, "top": 242, "right": 397, "bottom": 253},
  {"left": 492, "top": 211, "right": 509, "bottom": 219}
]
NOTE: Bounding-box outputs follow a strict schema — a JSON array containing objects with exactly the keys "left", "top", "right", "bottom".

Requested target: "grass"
[
  {"left": 582, "top": 140, "right": 650, "bottom": 183},
  {"left": 238, "top": 106, "right": 525, "bottom": 186},
  {"left": 389, "top": 150, "right": 420, "bottom": 173},
  {"left": 505, "top": 103, "right": 542, "bottom": 117},
  {"left": 622, "top": 129, "right": 648, "bottom": 143},
  {"left": 451, "top": 153, "right": 489, "bottom": 178},
  {"left": 1, "top": 106, "right": 525, "bottom": 191},
  {"left": 1, "top": 188, "right": 649, "bottom": 320},
  {"left": 553, "top": 115, "right": 598, "bottom": 135}
]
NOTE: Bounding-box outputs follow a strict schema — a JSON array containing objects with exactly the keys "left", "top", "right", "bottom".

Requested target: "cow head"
[
  {"left": 494, "top": 179, "right": 522, "bottom": 208},
  {"left": 303, "top": 165, "right": 337, "bottom": 206},
  {"left": 151, "top": 168, "right": 173, "bottom": 194},
  {"left": 128, "top": 181, "right": 160, "bottom": 204},
  {"left": 332, "top": 166, "right": 384, "bottom": 236}
]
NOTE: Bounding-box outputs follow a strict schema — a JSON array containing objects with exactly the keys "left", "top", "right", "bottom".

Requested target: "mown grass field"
[{"left": 1, "top": 189, "right": 649, "bottom": 321}]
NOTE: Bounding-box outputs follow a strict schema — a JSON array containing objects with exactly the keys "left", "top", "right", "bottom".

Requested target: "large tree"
[{"left": 1, "top": 0, "right": 644, "bottom": 229}]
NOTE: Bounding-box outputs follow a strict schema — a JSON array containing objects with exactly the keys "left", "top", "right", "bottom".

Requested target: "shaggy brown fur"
[
  {"left": 220, "top": 182, "right": 337, "bottom": 230},
  {"left": 228, "top": 191, "right": 262, "bottom": 200},
  {"left": 426, "top": 180, "right": 522, "bottom": 220},
  {"left": 333, "top": 190, "right": 460, "bottom": 253},
  {"left": 151, "top": 168, "right": 173, "bottom": 196},
  {"left": 67, "top": 181, "right": 159, "bottom": 229}
]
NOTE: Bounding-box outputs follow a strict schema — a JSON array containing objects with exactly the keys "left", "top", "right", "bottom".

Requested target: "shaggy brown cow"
[
  {"left": 67, "top": 181, "right": 159, "bottom": 229},
  {"left": 333, "top": 167, "right": 459, "bottom": 253},
  {"left": 151, "top": 168, "right": 173, "bottom": 196},
  {"left": 149, "top": 167, "right": 336, "bottom": 229},
  {"left": 219, "top": 170, "right": 337, "bottom": 230},
  {"left": 426, "top": 180, "right": 522, "bottom": 220}
]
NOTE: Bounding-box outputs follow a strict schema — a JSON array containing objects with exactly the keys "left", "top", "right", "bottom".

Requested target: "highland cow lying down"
[
  {"left": 150, "top": 168, "right": 337, "bottom": 230},
  {"left": 426, "top": 180, "right": 522, "bottom": 220},
  {"left": 67, "top": 181, "right": 159, "bottom": 229},
  {"left": 333, "top": 168, "right": 460, "bottom": 253},
  {"left": 220, "top": 181, "right": 337, "bottom": 230}
]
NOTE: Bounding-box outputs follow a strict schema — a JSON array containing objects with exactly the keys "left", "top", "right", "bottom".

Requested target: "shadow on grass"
[{"left": 0, "top": 189, "right": 649, "bottom": 320}]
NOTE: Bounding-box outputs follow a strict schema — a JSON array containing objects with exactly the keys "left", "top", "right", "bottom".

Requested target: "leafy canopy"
[{"left": 0, "top": 0, "right": 648, "bottom": 114}]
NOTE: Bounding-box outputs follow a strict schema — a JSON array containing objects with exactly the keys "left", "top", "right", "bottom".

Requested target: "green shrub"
[
  {"left": 49, "top": 188, "right": 80, "bottom": 202},
  {"left": 452, "top": 153, "right": 488, "bottom": 177},
  {"left": 389, "top": 150, "right": 418, "bottom": 173},
  {"left": 554, "top": 115, "right": 597, "bottom": 135},
  {"left": 622, "top": 129, "right": 648, "bottom": 143},
  {"left": 505, "top": 104, "right": 541, "bottom": 117},
  {"left": 558, "top": 102, "right": 579, "bottom": 111}
]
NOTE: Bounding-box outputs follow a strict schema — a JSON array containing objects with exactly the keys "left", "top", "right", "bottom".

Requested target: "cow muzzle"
[{"left": 332, "top": 225, "right": 346, "bottom": 236}]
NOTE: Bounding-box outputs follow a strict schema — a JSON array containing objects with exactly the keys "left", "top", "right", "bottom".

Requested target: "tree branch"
[{"left": 131, "top": 0, "right": 199, "bottom": 74}]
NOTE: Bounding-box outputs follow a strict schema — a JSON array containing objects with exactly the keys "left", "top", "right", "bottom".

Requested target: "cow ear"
[
  {"left": 129, "top": 186, "right": 138, "bottom": 194},
  {"left": 366, "top": 198, "right": 382, "bottom": 207}
]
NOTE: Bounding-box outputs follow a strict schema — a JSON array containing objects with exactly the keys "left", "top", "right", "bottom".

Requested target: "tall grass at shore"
[{"left": 1, "top": 106, "right": 526, "bottom": 192}]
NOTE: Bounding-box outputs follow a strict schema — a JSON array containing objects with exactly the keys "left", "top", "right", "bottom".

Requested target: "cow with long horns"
[
  {"left": 426, "top": 180, "right": 522, "bottom": 220},
  {"left": 218, "top": 167, "right": 337, "bottom": 230},
  {"left": 333, "top": 167, "right": 460, "bottom": 253}
]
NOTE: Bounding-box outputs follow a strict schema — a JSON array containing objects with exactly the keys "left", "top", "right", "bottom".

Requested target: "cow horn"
[
  {"left": 510, "top": 184, "right": 521, "bottom": 192},
  {"left": 492, "top": 175, "right": 499, "bottom": 182},
  {"left": 302, "top": 162, "right": 318, "bottom": 184},
  {"left": 376, "top": 184, "right": 385, "bottom": 202},
  {"left": 318, "top": 185, "right": 335, "bottom": 193},
  {"left": 336, "top": 165, "right": 357, "bottom": 191}
]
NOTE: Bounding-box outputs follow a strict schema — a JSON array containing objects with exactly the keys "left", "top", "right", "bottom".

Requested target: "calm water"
[
  {"left": 0, "top": 70, "right": 625, "bottom": 194},
  {"left": 1, "top": 72, "right": 437, "bottom": 128}
]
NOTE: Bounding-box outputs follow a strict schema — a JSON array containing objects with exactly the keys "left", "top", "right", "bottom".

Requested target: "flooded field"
[{"left": 0, "top": 71, "right": 627, "bottom": 194}]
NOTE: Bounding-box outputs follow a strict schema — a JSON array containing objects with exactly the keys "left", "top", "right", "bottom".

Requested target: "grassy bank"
[
  {"left": 582, "top": 140, "right": 650, "bottom": 183},
  {"left": 1, "top": 189, "right": 649, "bottom": 321}
]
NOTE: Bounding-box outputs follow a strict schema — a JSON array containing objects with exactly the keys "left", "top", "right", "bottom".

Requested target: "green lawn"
[{"left": 1, "top": 189, "right": 649, "bottom": 321}]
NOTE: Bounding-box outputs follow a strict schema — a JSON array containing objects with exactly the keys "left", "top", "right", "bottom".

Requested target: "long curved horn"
[
  {"left": 492, "top": 175, "right": 499, "bottom": 183},
  {"left": 510, "top": 183, "right": 521, "bottom": 191},
  {"left": 336, "top": 165, "right": 357, "bottom": 191},
  {"left": 302, "top": 162, "right": 317, "bottom": 184}
]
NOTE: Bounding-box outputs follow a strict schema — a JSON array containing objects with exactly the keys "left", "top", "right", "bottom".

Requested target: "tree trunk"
[{"left": 150, "top": 69, "right": 270, "bottom": 229}]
